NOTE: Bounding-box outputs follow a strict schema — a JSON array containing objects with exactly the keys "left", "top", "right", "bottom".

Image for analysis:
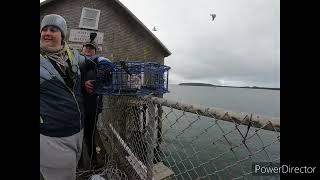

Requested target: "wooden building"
[{"left": 40, "top": 0, "right": 171, "bottom": 63}]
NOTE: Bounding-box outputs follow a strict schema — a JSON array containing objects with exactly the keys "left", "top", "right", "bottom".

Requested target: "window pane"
[{"left": 82, "top": 18, "right": 96, "bottom": 28}]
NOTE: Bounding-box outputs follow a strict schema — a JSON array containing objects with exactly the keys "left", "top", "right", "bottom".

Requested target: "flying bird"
[
  {"left": 210, "top": 14, "right": 216, "bottom": 21},
  {"left": 152, "top": 26, "right": 157, "bottom": 31}
]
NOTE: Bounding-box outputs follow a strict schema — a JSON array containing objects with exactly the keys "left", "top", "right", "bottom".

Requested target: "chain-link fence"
[
  {"left": 76, "top": 155, "right": 129, "bottom": 180},
  {"left": 97, "top": 96, "right": 280, "bottom": 180}
]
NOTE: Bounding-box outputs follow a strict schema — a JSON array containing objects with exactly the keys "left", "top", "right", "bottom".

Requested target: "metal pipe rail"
[{"left": 140, "top": 96, "right": 280, "bottom": 132}]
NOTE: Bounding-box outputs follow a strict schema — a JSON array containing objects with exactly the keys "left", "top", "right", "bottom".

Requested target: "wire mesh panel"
[
  {"left": 97, "top": 97, "right": 153, "bottom": 180},
  {"left": 95, "top": 61, "right": 145, "bottom": 96},
  {"left": 76, "top": 155, "right": 129, "bottom": 180},
  {"left": 95, "top": 61, "right": 170, "bottom": 96},
  {"left": 143, "top": 62, "right": 170, "bottom": 95},
  {"left": 97, "top": 96, "right": 280, "bottom": 180},
  {"left": 112, "top": 61, "right": 145, "bottom": 96},
  {"left": 95, "top": 60, "right": 115, "bottom": 95}
]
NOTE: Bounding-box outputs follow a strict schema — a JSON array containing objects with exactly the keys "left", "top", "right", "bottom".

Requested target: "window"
[{"left": 79, "top": 7, "right": 101, "bottom": 30}]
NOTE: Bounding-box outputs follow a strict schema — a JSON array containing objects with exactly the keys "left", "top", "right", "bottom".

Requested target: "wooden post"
[
  {"left": 146, "top": 102, "right": 156, "bottom": 179},
  {"left": 154, "top": 104, "right": 163, "bottom": 163}
]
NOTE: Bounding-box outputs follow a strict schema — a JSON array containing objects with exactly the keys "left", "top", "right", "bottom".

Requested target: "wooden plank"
[{"left": 153, "top": 162, "right": 175, "bottom": 180}]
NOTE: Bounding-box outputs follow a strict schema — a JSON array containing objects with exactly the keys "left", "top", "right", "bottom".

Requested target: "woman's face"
[{"left": 40, "top": 25, "right": 63, "bottom": 49}]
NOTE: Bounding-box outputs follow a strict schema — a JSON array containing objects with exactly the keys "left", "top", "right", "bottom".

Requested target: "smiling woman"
[
  {"left": 40, "top": 26, "right": 63, "bottom": 50},
  {"left": 40, "top": 14, "right": 86, "bottom": 180}
]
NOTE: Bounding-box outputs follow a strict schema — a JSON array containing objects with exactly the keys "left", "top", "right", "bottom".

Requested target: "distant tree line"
[{"left": 178, "top": 83, "right": 280, "bottom": 90}]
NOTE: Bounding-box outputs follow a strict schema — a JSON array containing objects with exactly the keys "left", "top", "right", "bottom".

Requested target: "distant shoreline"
[{"left": 178, "top": 83, "right": 280, "bottom": 90}]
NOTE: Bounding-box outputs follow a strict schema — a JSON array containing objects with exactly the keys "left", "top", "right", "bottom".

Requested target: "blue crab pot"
[
  {"left": 95, "top": 60, "right": 116, "bottom": 95},
  {"left": 111, "top": 61, "right": 145, "bottom": 95},
  {"left": 143, "top": 62, "right": 170, "bottom": 95},
  {"left": 95, "top": 60, "right": 170, "bottom": 96}
]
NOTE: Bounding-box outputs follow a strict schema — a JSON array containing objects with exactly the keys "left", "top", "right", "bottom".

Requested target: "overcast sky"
[{"left": 40, "top": 0, "right": 280, "bottom": 88}]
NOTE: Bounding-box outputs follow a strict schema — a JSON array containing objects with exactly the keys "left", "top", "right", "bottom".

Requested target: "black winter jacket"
[{"left": 40, "top": 48, "right": 87, "bottom": 137}]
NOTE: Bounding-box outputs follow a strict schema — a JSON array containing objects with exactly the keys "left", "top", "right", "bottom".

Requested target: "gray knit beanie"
[{"left": 40, "top": 14, "right": 67, "bottom": 39}]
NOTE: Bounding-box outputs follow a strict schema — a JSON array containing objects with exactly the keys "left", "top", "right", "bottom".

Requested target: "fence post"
[
  {"left": 146, "top": 101, "right": 156, "bottom": 179},
  {"left": 154, "top": 104, "right": 163, "bottom": 163},
  {"left": 142, "top": 104, "right": 147, "bottom": 131}
]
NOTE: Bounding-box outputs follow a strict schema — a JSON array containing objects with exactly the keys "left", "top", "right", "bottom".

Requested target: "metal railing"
[{"left": 97, "top": 96, "right": 280, "bottom": 180}]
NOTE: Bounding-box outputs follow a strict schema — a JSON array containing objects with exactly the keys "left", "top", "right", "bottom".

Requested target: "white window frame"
[{"left": 79, "top": 7, "right": 101, "bottom": 30}]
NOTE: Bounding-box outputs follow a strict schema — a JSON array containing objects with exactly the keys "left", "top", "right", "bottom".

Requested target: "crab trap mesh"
[
  {"left": 95, "top": 60, "right": 170, "bottom": 96},
  {"left": 95, "top": 60, "right": 115, "bottom": 95},
  {"left": 143, "top": 62, "right": 170, "bottom": 94}
]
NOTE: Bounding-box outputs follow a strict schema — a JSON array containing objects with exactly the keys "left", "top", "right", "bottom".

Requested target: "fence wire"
[
  {"left": 97, "top": 96, "right": 280, "bottom": 180},
  {"left": 76, "top": 153, "right": 128, "bottom": 180}
]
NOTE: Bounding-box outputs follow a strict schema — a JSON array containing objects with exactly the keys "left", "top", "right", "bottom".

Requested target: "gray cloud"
[
  {"left": 141, "top": 0, "right": 280, "bottom": 88},
  {"left": 41, "top": 0, "right": 280, "bottom": 87}
]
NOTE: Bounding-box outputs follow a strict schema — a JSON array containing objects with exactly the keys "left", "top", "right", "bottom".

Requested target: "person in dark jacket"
[{"left": 81, "top": 41, "right": 111, "bottom": 168}]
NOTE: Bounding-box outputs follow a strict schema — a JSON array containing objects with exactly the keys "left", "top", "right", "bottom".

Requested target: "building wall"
[{"left": 40, "top": 0, "right": 165, "bottom": 64}]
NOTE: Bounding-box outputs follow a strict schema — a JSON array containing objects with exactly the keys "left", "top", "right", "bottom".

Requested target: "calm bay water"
[{"left": 164, "top": 84, "right": 280, "bottom": 117}]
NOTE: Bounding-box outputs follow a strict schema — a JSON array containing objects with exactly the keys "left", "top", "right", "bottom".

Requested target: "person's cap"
[
  {"left": 83, "top": 41, "right": 98, "bottom": 50},
  {"left": 40, "top": 14, "right": 67, "bottom": 39}
]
